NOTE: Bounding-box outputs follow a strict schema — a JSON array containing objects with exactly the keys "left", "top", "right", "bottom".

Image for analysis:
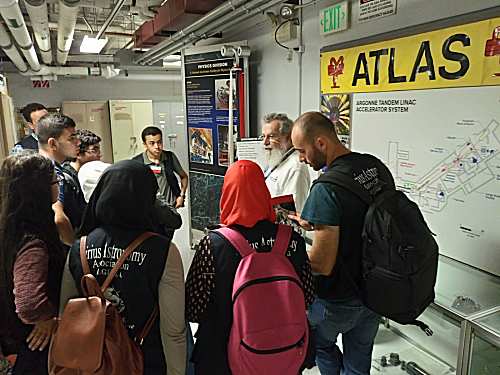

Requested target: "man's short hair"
[
  {"left": 37, "top": 113, "right": 76, "bottom": 145},
  {"left": 20, "top": 103, "right": 47, "bottom": 123},
  {"left": 141, "top": 126, "right": 162, "bottom": 142},
  {"left": 262, "top": 113, "right": 293, "bottom": 136},
  {"left": 294, "top": 111, "right": 338, "bottom": 142},
  {"left": 77, "top": 129, "right": 101, "bottom": 155}
]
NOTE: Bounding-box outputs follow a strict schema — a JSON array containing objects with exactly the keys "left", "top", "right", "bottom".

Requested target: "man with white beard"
[{"left": 261, "top": 113, "right": 311, "bottom": 212}]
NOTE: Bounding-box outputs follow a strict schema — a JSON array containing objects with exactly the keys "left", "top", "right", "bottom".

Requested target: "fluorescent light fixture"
[
  {"left": 80, "top": 35, "right": 108, "bottom": 54},
  {"left": 164, "top": 54, "right": 181, "bottom": 62}
]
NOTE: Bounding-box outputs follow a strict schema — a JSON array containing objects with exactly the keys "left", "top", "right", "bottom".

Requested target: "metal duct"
[
  {"left": 138, "top": 0, "right": 282, "bottom": 65},
  {"left": 24, "top": 0, "right": 52, "bottom": 64},
  {"left": 0, "top": 0, "right": 40, "bottom": 71},
  {"left": 135, "top": 0, "right": 245, "bottom": 64},
  {"left": 0, "top": 21, "right": 28, "bottom": 72},
  {"left": 57, "top": 0, "right": 80, "bottom": 65}
]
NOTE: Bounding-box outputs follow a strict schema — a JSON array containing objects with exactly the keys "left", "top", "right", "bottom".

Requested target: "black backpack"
[{"left": 316, "top": 169, "right": 438, "bottom": 334}]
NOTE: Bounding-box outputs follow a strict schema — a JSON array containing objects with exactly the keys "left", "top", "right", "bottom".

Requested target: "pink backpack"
[{"left": 216, "top": 224, "right": 309, "bottom": 375}]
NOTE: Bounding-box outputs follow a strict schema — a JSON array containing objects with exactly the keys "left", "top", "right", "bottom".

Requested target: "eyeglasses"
[
  {"left": 85, "top": 146, "right": 101, "bottom": 155},
  {"left": 259, "top": 133, "right": 281, "bottom": 142}
]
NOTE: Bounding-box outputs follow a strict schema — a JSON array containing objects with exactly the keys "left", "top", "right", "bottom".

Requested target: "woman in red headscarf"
[{"left": 185, "top": 160, "right": 314, "bottom": 375}]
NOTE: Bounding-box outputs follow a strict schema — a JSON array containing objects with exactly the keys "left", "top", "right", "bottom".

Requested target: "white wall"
[
  {"left": 224, "top": 0, "right": 500, "bottom": 133},
  {"left": 6, "top": 73, "right": 183, "bottom": 109}
]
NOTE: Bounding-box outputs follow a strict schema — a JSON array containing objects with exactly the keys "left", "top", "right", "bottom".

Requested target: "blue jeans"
[{"left": 308, "top": 297, "right": 380, "bottom": 375}]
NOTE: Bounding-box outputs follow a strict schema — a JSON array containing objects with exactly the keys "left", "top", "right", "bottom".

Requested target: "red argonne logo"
[{"left": 327, "top": 56, "right": 344, "bottom": 88}]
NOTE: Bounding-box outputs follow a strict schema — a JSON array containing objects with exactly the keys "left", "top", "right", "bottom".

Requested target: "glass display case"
[
  {"left": 378, "top": 255, "right": 500, "bottom": 375},
  {"left": 459, "top": 308, "right": 500, "bottom": 375}
]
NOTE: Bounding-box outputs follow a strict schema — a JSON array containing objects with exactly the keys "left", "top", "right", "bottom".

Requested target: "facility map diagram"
[
  {"left": 389, "top": 119, "right": 500, "bottom": 214},
  {"left": 351, "top": 86, "right": 500, "bottom": 276}
]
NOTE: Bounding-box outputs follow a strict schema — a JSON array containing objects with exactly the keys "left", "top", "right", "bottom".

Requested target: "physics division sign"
[
  {"left": 184, "top": 51, "right": 243, "bottom": 175},
  {"left": 321, "top": 17, "right": 500, "bottom": 94}
]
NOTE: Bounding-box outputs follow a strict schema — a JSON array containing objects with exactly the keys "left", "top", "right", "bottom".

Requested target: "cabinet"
[
  {"left": 62, "top": 101, "right": 113, "bottom": 163},
  {"left": 108, "top": 100, "right": 153, "bottom": 162}
]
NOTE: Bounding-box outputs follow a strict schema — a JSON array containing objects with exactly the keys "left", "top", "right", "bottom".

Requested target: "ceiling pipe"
[
  {"left": 0, "top": 0, "right": 40, "bottom": 71},
  {"left": 57, "top": 0, "right": 80, "bottom": 65},
  {"left": 21, "top": 65, "right": 181, "bottom": 81},
  {"left": 135, "top": 0, "right": 249, "bottom": 64},
  {"left": 136, "top": 0, "right": 281, "bottom": 65},
  {"left": 95, "top": 0, "right": 126, "bottom": 40},
  {"left": 24, "top": 0, "right": 52, "bottom": 64},
  {"left": 36, "top": 21, "right": 134, "bottom": 35},
  {"left": 0, "top": 21, "right": 28, "bottom": 72},
  {"left": 144, "top": 1, "right": 272, "bottom": 65},
  {"left": 140, "top": 0, "right": 282, "bottom": 65}
]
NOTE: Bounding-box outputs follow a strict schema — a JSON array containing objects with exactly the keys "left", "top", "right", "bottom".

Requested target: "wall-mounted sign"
[
  {"left": 358, "top": 0, "right": 396, "bottom": 23},
  {"left": 321, "top": 17, "right": 500, "bottom": 94},
  {"left": 32, "top": 80, "right": 50, "bottom": 88},
  {"left": 184, "top": 52, "right": 244, "bottom": 175},
  {"left": 320, "top": 1, "right": 349, "bottom": 35}
]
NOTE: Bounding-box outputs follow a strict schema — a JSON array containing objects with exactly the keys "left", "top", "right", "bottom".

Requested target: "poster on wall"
[
  {"left": 320, "top": 93, "right": 351, "bottom": 147},
  {"left": 358, "top": 0, "right": 396, "bottom": 23},
  {"left": 184, "top": 51, "right": 242, "bottom": 175},
  {"left": 320, "top": 17, "right": 500, "bottom": 95},
  {"left": 351, "top": 85, "right": 500, "bottom": 277}
]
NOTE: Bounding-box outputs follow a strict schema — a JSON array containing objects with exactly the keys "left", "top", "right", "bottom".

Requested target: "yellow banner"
[{"left": 321, "top": 17, "right": 500, "bottom": 94}]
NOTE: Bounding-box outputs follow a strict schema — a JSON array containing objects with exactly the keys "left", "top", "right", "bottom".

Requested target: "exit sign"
[{"left": 320, "top": 1, "right": 349, "bottom": 35}]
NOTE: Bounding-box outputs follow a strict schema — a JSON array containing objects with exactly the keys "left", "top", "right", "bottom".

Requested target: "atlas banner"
[{"left": 320, "top": 17, "right": 500, "bottom": 94}]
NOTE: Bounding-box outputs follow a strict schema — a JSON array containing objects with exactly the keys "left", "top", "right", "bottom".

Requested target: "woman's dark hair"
[{"left": 0, "top": 153, "right": 64, "bottom": 351}]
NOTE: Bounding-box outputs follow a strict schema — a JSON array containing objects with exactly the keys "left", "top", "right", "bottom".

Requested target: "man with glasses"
[
  {"left": 261, "top": 113, "right": 311, "bottom": 212},
  {"left": 38, "top": 113, "right": 85, "bottom": 245},
  {"left": 63, "top": 129, "right": 102, "bottom": 175}
]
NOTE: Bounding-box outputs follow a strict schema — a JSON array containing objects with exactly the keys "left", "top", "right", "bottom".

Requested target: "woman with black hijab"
[{"left": 59, "top": 160, "right": 186, "bottom": 375}]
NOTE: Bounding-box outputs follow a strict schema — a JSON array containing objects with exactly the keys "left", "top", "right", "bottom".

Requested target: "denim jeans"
[{"left": 308, "top": 297, "right": 380, "bottom": 375}]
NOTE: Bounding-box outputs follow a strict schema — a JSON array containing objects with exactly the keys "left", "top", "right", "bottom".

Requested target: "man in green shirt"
[{"left": 133, "top": 126, "right": 188, "bottom": 209}]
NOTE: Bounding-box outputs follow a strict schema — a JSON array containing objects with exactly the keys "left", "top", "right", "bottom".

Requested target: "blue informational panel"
[{"left": 184, "top": 51, "right": 241, "bottom": 176}]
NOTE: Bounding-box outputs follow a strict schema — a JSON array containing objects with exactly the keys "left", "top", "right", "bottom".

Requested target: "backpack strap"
[
  {"left": 270, "top": 224, "right": 292, "bottom": 256},
  {"left": 317, "top": 171, "right": 373, "bottom": 205},
  {"left": 215, "top": 227, "right": 254, "bottom": 257},
  {"left": 80, "top": 236, "right": 91, "bottom": 275},
  {"left": 80, "top": 232, "right": 159, "bottom": 344},
  {"left": 135, "top": 306, "right": 159, "bottom": 345},
  {"left": 101, "top": 232, "right": 156, "bottom": 292}
]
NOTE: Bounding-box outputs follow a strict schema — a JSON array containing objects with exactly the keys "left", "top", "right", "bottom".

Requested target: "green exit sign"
[{"left": 320, "top": 1, "right": 349, "bottom": 35}]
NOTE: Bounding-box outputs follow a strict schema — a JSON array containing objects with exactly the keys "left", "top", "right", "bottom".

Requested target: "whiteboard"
[{"left": 351, "top": 86, "right": 500, "bottom": 276}]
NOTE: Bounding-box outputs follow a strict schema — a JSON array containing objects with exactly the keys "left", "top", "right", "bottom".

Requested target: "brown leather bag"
[{"left": 49, "top": 232, "right": 158, "bottom": 375}]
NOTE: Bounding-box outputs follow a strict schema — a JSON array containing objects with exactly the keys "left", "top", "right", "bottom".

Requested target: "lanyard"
[{"left": 264, "top": 148, "right": 295, "bottom": 180}]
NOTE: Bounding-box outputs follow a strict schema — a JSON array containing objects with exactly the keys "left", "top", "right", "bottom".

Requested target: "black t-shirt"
[{"left": 309, "top": 152, "right": 395, "bottom": 300}]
